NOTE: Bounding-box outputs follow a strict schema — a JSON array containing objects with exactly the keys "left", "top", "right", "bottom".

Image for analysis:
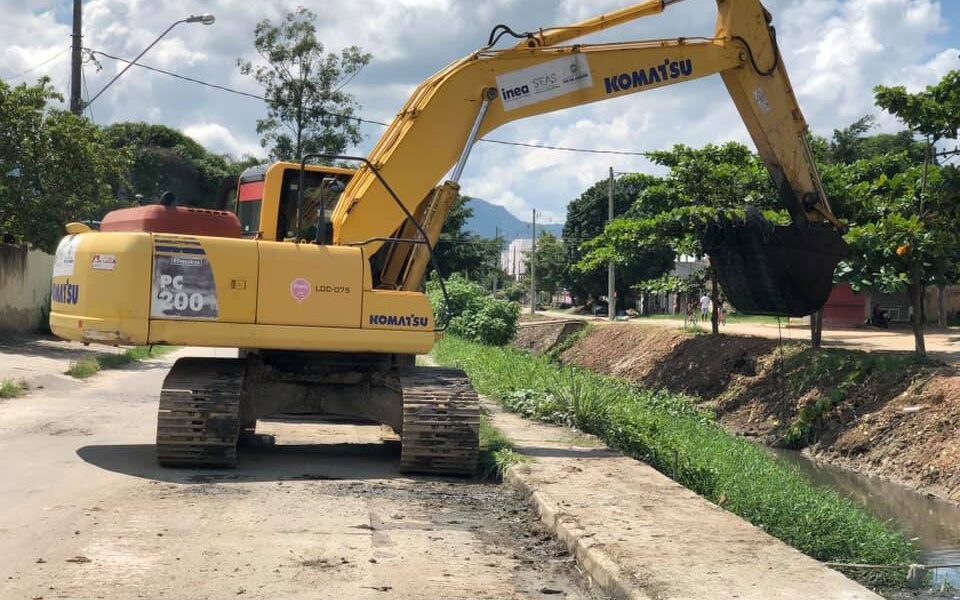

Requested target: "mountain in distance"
[{"left": 464, "top": 197, "right": 564, "bottom": 240}]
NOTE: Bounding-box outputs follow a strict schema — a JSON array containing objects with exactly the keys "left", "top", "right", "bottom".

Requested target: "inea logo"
[{"left": 501, "top": 84, "right": 530, "bottom": 100}]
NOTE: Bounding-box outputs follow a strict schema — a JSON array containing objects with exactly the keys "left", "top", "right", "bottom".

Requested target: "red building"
[{"left": 821, "top": 283, "right": 866, "bottom": 326}]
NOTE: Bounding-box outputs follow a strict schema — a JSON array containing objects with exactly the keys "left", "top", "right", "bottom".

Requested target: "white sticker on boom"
[
  {"left": 754, "top": 87, "right": 771, "bottom": 113},
  {"left": 497, "top": 55, "right": 593, "bottom": 111}
]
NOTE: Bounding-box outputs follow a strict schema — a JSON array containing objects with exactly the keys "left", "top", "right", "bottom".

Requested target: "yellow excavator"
[{"left": 49, "top": 0, "right": 846, "bottom": 475}]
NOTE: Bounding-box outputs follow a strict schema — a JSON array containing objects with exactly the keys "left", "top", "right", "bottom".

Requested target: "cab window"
[{"left": 277, "top": 170, "right": 350, "bottom": 242}]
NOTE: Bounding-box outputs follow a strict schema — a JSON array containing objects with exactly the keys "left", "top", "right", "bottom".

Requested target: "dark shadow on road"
[
  {"left": 75, "top": 441, "right": 468, "bottom": 484},
  {"left": 0, "top": 334, "right": 121, "bottom": 360},
  {"left": 514, "top": 445, "right": 617, "bottom": 459}
]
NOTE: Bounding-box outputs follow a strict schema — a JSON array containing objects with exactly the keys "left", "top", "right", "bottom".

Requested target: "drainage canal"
[{"left": 773, "top": 449, "right": 960, "bottom": 588}]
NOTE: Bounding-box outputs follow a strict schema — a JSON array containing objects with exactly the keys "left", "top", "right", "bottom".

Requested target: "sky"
[{"left": 2, "top": 0, "right": 959, "bottom": 225}]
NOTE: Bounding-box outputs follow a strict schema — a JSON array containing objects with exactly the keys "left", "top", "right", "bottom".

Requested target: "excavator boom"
[{"left": 331, "top": 0, "right": 847, "bottom": 316}]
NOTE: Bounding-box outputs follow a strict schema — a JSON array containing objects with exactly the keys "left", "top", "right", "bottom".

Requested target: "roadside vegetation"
[
  {"left": 0, "top": 378, "right": 27, "bottom": 399},
  {"left": 66, "top": 346, "right": 176, "bottom": 379},
  {"left": 478, "top": 415, "right": 524, "bottom": 480},
  {"left": 428, "top": 275, "right": 520, "bottom": 346},
  {"left": 433, "top": 335, "right": 918, "bottom": 586}
]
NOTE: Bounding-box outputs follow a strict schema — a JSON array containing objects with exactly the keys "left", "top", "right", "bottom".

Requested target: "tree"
[
  {"left": 823, "top": 116, "right": 925, "bottom": 165},
  {"left": 433, "top": 195, "right": 502, "bottom": 285},
  {"left": 103, "top": 122, "right": 249, "bottom": 207},
  {"left": 837, "top": 71, "right": 960, "bottom": 357},
  {"left": 523, "top": 231, "right": 567, "bottom": 298},
  {"left": 238, "top": 7, "right": 371, "bottom": 161},
  {"left": 579, "top": 143, "right": 777, "bottom": 334},
  {"left": 0, "top": 78, "right": 129, "bottom": 252},
  {"left": 562, "top": 172, "right": 664, "bottom": 307}
]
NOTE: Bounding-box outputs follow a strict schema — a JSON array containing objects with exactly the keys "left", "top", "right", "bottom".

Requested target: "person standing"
[{"left": 699, "top": 293, "right": 711, "bottom": 322}]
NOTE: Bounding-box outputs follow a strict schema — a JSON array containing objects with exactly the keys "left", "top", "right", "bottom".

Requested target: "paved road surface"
[
  {"left": 538, "top": 311, "right": 960, "bottom": 363},
  {"left": 0, "top": 347, "right": 603, "bottom": 600}
]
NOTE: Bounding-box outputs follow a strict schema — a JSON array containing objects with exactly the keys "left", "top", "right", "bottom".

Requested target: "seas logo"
[
  {"left": 369, "top": 314, "right": 430, "bottom": 328},
  {"left": 52, "top": 280, "right": 80, "bottom": 305},
  {"left": 604, "top": 58, "right": 693, "bottom": 94}
]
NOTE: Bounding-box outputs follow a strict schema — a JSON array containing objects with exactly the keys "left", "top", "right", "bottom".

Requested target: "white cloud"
[
  {"left": 1, "top": 0, "right": 957, "bottom": 223},
  {"left": 182, "top": 123, "right": 265, "bottom": 159}
]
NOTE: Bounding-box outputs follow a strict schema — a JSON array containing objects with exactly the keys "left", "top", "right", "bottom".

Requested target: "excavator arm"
[{"left": 330, "top": 0, "right": 848, "bottom": 316}]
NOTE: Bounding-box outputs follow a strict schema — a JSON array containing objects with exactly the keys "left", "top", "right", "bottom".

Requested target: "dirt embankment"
[{"left": 516, "top": 320, "right": 960, "bottom": 504}]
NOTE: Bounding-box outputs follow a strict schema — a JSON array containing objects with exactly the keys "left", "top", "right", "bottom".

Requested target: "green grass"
[
  {"left": 0, "top": 378, "right": 27, "bottom": 399},
  {"left": 478, "top": 414, "right": 524, "bottom": 480},
  {"left": 433, "top": 336, "right": 917, "bottom": 587},
  {"left": 66, "top": 345, "right": 176, "bottom": 379}
]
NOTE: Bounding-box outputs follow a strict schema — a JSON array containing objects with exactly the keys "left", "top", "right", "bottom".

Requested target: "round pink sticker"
[{"left": 290, "top": 278, "right": 311, "bottom": 303}]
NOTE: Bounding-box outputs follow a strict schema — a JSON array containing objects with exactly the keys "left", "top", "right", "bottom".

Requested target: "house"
[{"left": 501, "top": 238, "right": 532, "bottom": 280}]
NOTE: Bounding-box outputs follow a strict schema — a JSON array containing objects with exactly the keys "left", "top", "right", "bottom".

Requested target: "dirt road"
[
  {"left": 538, "top": 310, "right": 960, "bottom": 362},
  {"left": 0, "top": 348, "right": 603, "bottom": 600}
]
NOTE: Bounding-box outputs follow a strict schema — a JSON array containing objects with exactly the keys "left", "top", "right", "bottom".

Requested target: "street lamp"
[{"left": 84, "top": 14, "right": 215, "bottom": 108}]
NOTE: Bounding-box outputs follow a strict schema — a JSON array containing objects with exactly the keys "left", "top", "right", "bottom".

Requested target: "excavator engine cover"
[{"left": 704, "top": 221, "right": 848, "bottom": 317}]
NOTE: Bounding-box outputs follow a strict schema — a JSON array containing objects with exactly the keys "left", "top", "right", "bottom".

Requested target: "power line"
[
  {"left": 478, "top": 138, "right": 650, "bottom": 156},
  {"left": 88, "top": 48, "right": 393, "bottom": 128},
  {"left": 87, "top": 47, "right": 652, "bottom": 158},
  {"left": 87, "top": 49, "right": 267, "bottom": 101},
  {"left": 3, "top": 46, "right": 71, "bottom": 82}
]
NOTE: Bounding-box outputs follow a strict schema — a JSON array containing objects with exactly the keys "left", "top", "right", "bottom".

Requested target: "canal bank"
[
  {"left": 506, "top": 319, "right": 960, "bottom": 594},
  {"left": 516, "top": 319, "right": 960, "bottom": 505}
]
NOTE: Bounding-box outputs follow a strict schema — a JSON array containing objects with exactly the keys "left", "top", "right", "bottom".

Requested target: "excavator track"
[
  {"left": 399, "top": 367, "right": 480, "bottom": 476},
  {"left": 156, "top": 357, "right": 245, "bottom": 468}
]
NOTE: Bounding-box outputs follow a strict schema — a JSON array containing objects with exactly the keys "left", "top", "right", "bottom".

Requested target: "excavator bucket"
[{"left": 704, "top": 221, "right": 848, "bottom": 317}]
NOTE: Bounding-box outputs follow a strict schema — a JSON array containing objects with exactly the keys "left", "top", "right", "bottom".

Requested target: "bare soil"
[{"left": 517, "top": 319, "right": 960, "bottom": 504}]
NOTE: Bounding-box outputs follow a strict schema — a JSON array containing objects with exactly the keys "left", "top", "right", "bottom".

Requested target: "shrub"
[{"left": 428, "top": 274, "right": 520, "bottom": 345}]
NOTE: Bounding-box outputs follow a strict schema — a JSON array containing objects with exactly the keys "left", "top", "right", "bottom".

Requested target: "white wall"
[{"left": 0, "top": 244, "right": 54, "bottom": 332}]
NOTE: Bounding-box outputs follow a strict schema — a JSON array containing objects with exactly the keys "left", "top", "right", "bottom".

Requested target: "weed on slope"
[{"left": 433, "top": 335, "right": 917, "bottom": 587}]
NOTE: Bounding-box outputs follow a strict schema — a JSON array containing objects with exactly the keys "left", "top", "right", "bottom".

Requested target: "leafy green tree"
[
  {"left": 433, "top": 195, "right": 502, "bottom": 284},
  {"left": 0, "top": 78, "right": 129, "bottom": 252},
  {"left": 103, "top": 122, "right": 247, "bottom": 207},
  {"left": 523, "top": 231, "right": 567, "bottom": 298},
  {"left": 822, "top": 115, "right": 925, "bottom": 165},
  {"left": 837, "top": 71, "right": 960, "bottom": 356},
  {"left": 238, "top": 7, "right": 371, "bottom": 161},
  {"left": 579, "top": 142, "right": 777, "bottom": 334},
  {"left": 562, "top": 172, "right": 665, "bottom": 307}
]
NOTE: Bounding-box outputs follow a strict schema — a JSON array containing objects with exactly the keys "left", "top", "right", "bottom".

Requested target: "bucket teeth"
[
  {"left": 399, "top": 367, "right": 480, "bottom": 476},
  {"left": 156, "top": 358, "right": 245, "bottom": 468}
]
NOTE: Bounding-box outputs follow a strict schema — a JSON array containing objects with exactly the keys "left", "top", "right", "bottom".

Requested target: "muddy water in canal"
[{"left": 773, "top": 449, "right": 960, "bottom": 588}]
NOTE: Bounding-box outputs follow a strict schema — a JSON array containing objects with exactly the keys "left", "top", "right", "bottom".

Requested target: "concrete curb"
[{"left": 504, "top": 466, "right": 651, "bottom": 600}]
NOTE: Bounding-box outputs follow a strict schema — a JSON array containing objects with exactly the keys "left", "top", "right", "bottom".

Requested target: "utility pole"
[
  {"left": 607, "top": 167, "right": 615, "bottom": 321},
  {"left": 69, "top": 0, "right": 83, "bottom": 115},
  {"left": 530, "top": 210, "right": 537, "bottom": 315},
  {"left": 492, "top": 226, "right": 499, "bottom": 294}
]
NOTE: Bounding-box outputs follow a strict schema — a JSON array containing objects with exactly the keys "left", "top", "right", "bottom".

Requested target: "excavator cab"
[{"left": 232, "top": 163, "right": 355, "bottom": 242}]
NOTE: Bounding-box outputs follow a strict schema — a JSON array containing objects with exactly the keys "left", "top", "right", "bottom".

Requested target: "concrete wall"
[
  {"left": 0, "top": 244, "right": 54, "bottom": 332},
  {"left": 925, "top": 285, "right": 960, "bottom": 324}
]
